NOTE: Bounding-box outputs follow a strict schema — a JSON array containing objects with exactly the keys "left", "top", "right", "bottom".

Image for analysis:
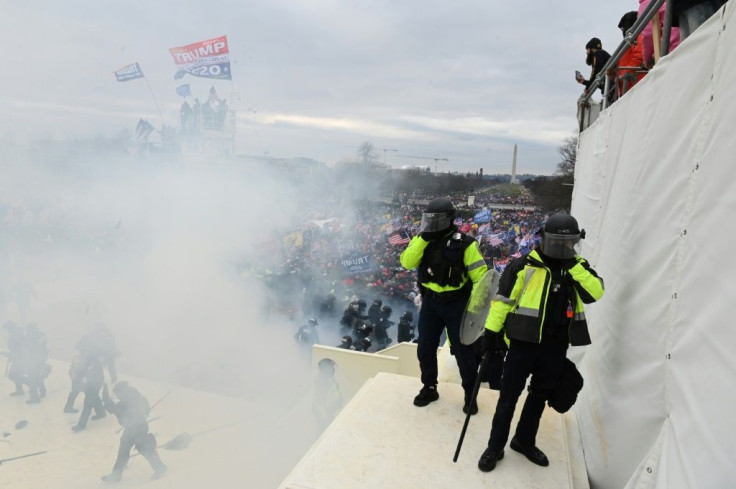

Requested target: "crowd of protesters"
[
  {"left": 391, "top": 186, "right": 538, "bottom": 209},
  {"left": 248, "top": 187, "right": 548, "bottom": 351}
]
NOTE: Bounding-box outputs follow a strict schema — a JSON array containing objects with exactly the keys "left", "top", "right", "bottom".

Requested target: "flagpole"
[{"left": 143, "top": 76, "right": 166, "bottom": 127}]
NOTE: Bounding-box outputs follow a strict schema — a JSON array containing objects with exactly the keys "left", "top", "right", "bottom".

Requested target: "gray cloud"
[{"left": 2, "top": 0, "right": 630, "bottom": 173}]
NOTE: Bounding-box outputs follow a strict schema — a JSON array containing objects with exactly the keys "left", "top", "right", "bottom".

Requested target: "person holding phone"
[{"left": 576, "top": 37, "right": 612, "bottom": 101}]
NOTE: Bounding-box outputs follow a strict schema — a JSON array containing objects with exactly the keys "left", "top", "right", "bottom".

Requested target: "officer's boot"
[
  {"left": 10, "top": 382, "right": 24, "bottom": 396},
  {"left": 511, "top": 390, "right": 549, "bottom": 466},
  {"left": 101, "top": 470, "right": 123, "bottom": 483}
]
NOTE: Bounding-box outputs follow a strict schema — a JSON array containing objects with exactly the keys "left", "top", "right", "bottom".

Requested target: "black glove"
[
  {"left": 562, "top": 258, "right": 578, "bottom": 270},
  {"left": 480, "top": 330, "right": 505, "bottom": 354}
]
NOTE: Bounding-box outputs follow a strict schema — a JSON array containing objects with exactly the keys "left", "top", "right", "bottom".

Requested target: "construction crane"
[
  {"left": 376, "top": 148, "right": 398, "bottom": 164},
  {"left": 347, "top": 145, "right": 398, "bottom": 165},
  {"left": 398, "top": 155, "right": 449, "bottom": 173}
]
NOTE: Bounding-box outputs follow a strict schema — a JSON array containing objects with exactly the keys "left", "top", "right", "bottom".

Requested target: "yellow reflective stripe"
[
  {"left": 422, "top": 281, "right": 468, "bottom": 293},
  {"left": 516, "top": 306, "right": 540, "bottom": 318},
  {"left": 495, "top": 294, "right": 515, "bottom": 305},
  {"left": 516, "top": 268, "right": 537, "bottom": 306},
  {"left": 465, "top": 242, "right": 488, "bottom": 283},
  {"left": 467, "top": 259, "right": 485, "bottom": 271}
]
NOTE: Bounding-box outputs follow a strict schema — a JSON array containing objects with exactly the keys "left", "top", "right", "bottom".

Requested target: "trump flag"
[
  {"left": 169, "top": 36, "right": 232, "bottom": 80},
  {"left": 114, "top": 62, "right": 144, "bottom": 82}
]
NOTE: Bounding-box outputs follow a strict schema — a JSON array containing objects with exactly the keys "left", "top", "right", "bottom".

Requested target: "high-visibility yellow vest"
[{"left": 486, "top": 250, "right": 604, "bottom": 346}]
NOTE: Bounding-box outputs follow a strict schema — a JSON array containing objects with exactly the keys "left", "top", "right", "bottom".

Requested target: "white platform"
[
  {"left": 279, "top": 372, "right": 586, "bottom": 489},
  {"left": 0, "top": 358, "right": 318, "bottom": 489}
]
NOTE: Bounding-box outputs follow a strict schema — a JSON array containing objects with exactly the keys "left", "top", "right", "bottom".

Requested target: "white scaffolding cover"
[{"left": 573, "top": 4, "right": 736, "bottom": 489}]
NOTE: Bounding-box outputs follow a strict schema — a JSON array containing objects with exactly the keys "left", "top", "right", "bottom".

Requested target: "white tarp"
[{"left": 573, "top": 4, "right": 736, "bottom": 489}]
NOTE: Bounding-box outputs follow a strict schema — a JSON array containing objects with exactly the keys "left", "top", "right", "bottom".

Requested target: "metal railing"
[{"left": 578, "top": 0, "right": 675, "bottom": 131}]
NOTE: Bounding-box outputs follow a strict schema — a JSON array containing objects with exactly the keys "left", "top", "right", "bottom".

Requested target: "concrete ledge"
[{"left": 279, "top": 372, "right": 576, "bottom": 489}]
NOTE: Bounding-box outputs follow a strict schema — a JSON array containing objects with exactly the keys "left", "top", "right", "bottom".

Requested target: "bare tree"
[
  {"left": 357, "top": 141, "right": 377, "bottom": 166},
  {"left": 524, "top": 137, "right": 578, "bottom": 212},
  {"left": 556, "top": 136, "right": 577, "bottom": 178}
]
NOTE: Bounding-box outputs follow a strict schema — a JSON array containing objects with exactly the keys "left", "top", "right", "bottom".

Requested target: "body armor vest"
[{"left": 417, "top": 232, "right": 475, "bottom": 287}]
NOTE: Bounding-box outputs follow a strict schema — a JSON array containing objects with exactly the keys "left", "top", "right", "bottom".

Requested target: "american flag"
[
  {"left": 388, "top": 230, "right": 411, "bottom": 246},
  {"left": 488, "top": 234, "right": 504, "bottom": 247}
]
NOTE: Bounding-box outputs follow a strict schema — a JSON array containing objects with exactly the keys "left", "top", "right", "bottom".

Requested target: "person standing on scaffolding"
[{"left": 576, "top": 37, "right": 613, "bottom": 104}]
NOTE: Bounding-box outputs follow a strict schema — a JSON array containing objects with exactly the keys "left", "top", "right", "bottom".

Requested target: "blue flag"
[
  {"left": 176, "top": 84, "right": 191, "bottom": 98},
  {"left": 473, "top": 209, "right": 492, "bottom": 224},
  {"left": 114, "top": 62, "right": 144, "bottom": 82}
]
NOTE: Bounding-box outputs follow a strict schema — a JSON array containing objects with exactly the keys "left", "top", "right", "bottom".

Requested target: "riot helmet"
[
  {"left": 540, "top": 213, "right": 584, "bottom": 259},
  {"left": 357, "top": 299, "right": 367, "bottom": 311},
  {"left": 308, "top": 317, "right": 318, "bottom": 326},
  {"left": 401, "top": 311, "right": 413, "bottom": 321},
  {"left": 420, "top": 198, "right": 455, "bottom": 234},
  {"left": 372, "top": 299, "right": 382, "bottom": 307},
  {"left": 341, "top": 335, "right": 352, "bottom": 346},
  {"left": 112, "top": 381, "right": 131, "bottom": 397},
  {"left": 381, "top": 305, "right": 392, "bottom": 315}
]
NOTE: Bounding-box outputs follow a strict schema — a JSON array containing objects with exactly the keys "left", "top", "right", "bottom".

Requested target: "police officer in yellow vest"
[
  {"left": 478, "top": 213, "right": 604, "bottom": 472},
  {"left": 400, "top": 198, "right": 488, "bottom": 414}
]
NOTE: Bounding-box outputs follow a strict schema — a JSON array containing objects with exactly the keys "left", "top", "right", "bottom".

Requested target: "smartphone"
[{"left": 575, "top": 70, "right": 583, "bottom": 82}]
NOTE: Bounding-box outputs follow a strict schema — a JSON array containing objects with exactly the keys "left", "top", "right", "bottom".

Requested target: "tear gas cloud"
[{"left": 0, "top": 141, "right": 393, "bottom": 486}]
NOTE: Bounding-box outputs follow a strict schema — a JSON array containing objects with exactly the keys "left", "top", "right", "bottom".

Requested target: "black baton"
[{"left": 453, "top": 351, "right": 490, "bottom": 462}]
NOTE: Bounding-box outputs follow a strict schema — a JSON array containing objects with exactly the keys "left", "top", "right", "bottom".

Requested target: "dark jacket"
[
  {"left": 584, "top": 49, "right": 612, "bottom": 93},
  {"left": 485, "top": 250, "right": 604, "bottom": 346},
  {"left": 104, "top": 386, "right": 151, "bottom": 429}
]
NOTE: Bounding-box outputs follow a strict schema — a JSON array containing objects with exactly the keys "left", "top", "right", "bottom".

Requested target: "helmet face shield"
[
  {"left": 541, "top": 232, "right": 580, "bottom": 259},
  {"left": 420, "top": 212, "right": 452, "bottom": 233}
]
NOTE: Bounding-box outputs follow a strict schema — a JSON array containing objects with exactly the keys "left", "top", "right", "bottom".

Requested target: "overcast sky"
[{"left": 1, "top": 1, "right": 633, "bottom": 174}]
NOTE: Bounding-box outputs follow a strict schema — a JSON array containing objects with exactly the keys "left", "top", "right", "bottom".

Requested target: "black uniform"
[
  {"left": 72, "top": 355, "right": 106, "bottom": 431},
  {"left": 101, "top": 382, "right": 167, "bottom": 482},
  {"left": 77, "top": 326, "right": 119, "bottom": 383},
  {"left": 373, "top": 307, "right": 394, "bottom": 350},
  {"left": 354, "top": 337, "right": 372, "bottom": 352},
  {"left": 64, "top": 355, "right": 85, "bottom": 413},
  {"left": 367, "top": 301, "right": 382, "bottom": 326},
  {"left": 339, "top": 302, "right": 367, "bottom": 338},
  {"left": 336, "top": 336, "right": 355, "bottom": 350},
  {"left": 397, "top": 313, "right": 415, "bottom": 343},
  {"left": 3, "top": 322, "right": 25, "bottom": 395},
  {"left": 22, "top": 324, "right": 50, "bottom": 404}
]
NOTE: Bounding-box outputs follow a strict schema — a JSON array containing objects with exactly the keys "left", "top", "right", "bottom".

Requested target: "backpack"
[{"left": 547, "top": 358, "right": 584, "bottom": 413}]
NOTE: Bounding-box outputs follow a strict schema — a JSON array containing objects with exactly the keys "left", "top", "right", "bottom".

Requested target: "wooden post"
[{"left": 652, "top": 11, "right": 662, "bottom": 64}]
